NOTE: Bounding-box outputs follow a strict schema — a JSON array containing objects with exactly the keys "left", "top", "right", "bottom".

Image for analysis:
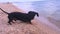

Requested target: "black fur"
[{"left": 0, "top": 8, "right": 39, "bottom": 25}]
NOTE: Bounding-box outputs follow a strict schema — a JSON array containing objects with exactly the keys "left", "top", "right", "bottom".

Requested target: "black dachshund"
[{"left": 0, "top": 8, "right": 39, "bottom": 25}]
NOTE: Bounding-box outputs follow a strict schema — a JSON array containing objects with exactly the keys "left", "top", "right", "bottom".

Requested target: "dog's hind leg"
[
  {"left": 8, "top": 19, "right": 13, "bottom": 25},
  {"left": 8, "top": 20, "right": 12, "bottom": 25}
]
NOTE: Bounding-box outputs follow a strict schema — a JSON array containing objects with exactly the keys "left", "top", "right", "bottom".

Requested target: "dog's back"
[
  {"left": 8, "top": 12, "right": 28, "bottom": 18},
  {"left": 8, "top": 12, "right": 29, "bottom": 21}
]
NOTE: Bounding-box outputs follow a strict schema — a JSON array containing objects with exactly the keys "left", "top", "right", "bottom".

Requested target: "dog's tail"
[{"left": 0, "top": 8, "right": 9, "bottom": 14}]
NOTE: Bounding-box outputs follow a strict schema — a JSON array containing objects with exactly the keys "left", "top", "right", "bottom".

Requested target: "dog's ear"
[{"left": 36, "top": 13, "right": 39, "bottom": 17}]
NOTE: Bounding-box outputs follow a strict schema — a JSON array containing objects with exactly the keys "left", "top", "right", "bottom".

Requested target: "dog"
[{"left": 0, "top": 8, "right": 39, "bottom": 25}]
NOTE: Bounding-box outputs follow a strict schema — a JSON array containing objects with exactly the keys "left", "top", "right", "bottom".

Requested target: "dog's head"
[{"left": 28, "top": 11, "right": 39, "bottom": 17}]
